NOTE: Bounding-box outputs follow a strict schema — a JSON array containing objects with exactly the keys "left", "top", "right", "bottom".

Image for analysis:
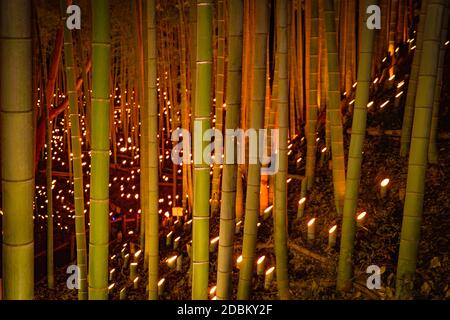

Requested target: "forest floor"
[{"left": 35, "top": 134, "right": 450, "bottom": 300}]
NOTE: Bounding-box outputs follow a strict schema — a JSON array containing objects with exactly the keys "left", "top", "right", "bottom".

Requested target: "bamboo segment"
[
  {"left": 61, "top": 0, "right": 88, "bottom": 299},
  {"left": 144, "top": 0, "right": 160, "bottom": 300},
  {"left": 89, "top": 0, "right": 111, "bottom": 300},
  {"left": 323, "top": 0, "right": 346, "bottom": 215},
  {"left": 216, "top": 0, "right": 243, "bottom": 300},
  {"left": 1, "top": 0, "right": 34, "bottom": 300},
  {"left": 337, "top": 0, "right": 377, "bottom": 292},
  {"left": 305, "top": 0, "right": 319, "bottom": 190},
  {"left": 273, "top": 0, "right": 291, "bottom": 300},
  {"left": 395, "top": 0, "right": 445, "bottom": 299},
  {"left": 427, "top": 5, "right": 449, "bottom": 163},
  {"left": 400, "top": 0, "right": 428, "bottom": 156},
  {"left": 237, "top": 0, "right": 269, "bottom": 300},
  {"left": 192, "top": 0, "right": 213, "bottom": 300},
  {"left": 211, "top": 0, "right": 226, "bottom": 216}
]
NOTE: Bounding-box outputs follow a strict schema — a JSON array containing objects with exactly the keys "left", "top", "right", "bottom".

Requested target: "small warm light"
[
  {"left": 380, "top": 100, "right": 390, "bottom": 109},
  {"left": 210, "top": 236, "right": 219, "bottom": 244},
  {"left": 395, "top": 91, "right": 404, "bottom": 98},
  {"left": 445, "top": 40, "right": 449, "bottom": 46},
  {"left": 257, "top": 256, "right": 266, "bottom": 265},
  {"left": 209, "top": 286, "right": 217, "bottom": 295},
  {"left": 108, "top": 283, "right": 115, "bottom": 290},
  {"left": 357, "top": 211, "right": 367, "bottom": 220},
  {"left": 237, "top": 255, "right": 243, "bottom": 264},
  {"left": 389, "top": 74, "right": 396, "bottom": 81},
  {"left": 299, "top": 197, "right": 306, "bottom": 205},
  {"left": 321, "top": 147, "right": 327, "bottom": 153},
  {"left": 380, "top": 178, "right": 390, "bottom": 187},
  {"left": 397, "top": 81, "right": 405, "bottom": 89},
  {"left": 134, "top": 250, "right": 142, "bottom": 258},
  {"left": 264, "top": 205, "right": 273, "bottom": 214},
  {"left": 167, "top": 255, "right": 177, "bottom": 263},
  {"left": 329, "top": 225, "right": 337, "bottom": 234},
  {"left": 266, "top": 266, "right": 275, "bottom": 275},
  {"left": 307, "top": 218, "right": 315, "bottom": 227},
  {"left": 367, "top": 101, "right": 374, "bottom": 108}
]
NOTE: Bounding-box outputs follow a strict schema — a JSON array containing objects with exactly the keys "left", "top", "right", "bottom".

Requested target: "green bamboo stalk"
[
  {"left": 0, "top": 0, "right": 34, "bottom": 300},
  {"left": 237, "top": 0, "right": 269, "bottom": 300},
  {"left": 400, "top": 0, "right": 428, "bottom": 157},
  {"left": 138, "top": 0, "right": 149, "bottom": 257},
  {"left": 323, "top": 0, "right": 346, "bottom": 215},
  {"left": 336, "top": 0, "right": 377, "bottom": 291},
  {"left": 89, "top": 0, "right": 111, "bottom": 300},
  {"left": 46, "top": 95, "right": 55, "bottom": 290},
  {"left": 427, "top": 5, "right": 449, "bottom": 163},
  {"left": 192, "top": 0, "right": 213, "bottom": 300},
  {"left": 305, "top": 0, "right": 319, "bottom": 190},
  {"left": 144, "top": 0, "right": 160, "bottom": 300},
  {"left": 273, "top": 0, "right": 290, "bottom": 300},
  {"left": 395, "top": 0, "right": 445, "bottom": 299},
  {"left": 61, "top": 0, "right": 88, "bottom": 299},
  {"left": 216, "top": 0, "right": 243, "bottom": 300},
  {"left": 211, "top": 0, "right": 226, "bottom": 217}
]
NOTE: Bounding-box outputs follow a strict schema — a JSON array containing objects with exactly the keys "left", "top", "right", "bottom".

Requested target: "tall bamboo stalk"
[
  {"left": 144, "top": 0, "right": 160, "bottom": 300},
  {"left": 211, "top": 0, "right": 226, "bottom": 216},
  {"left": 237, "top": 0, "right": 269, "bottom": 300},
  {"left": 0, "top": 0, "right": 34, "bottom": 300},
  {"left": 216, "top": 0, "right": 243, "bottom": 300},
  {"left": 305, "top": 0, "right": 319, "bottom": 190},
  {"left": 336, "top": 0, "right": 378, "bottom": 291},
  {"left": 273, "top": 0, "right": 290, "bottom": 300},
  {"left": 61, "top": 0, "right": 88, "bottom": 299},
  {"left": 400, "top": 0, "right": 428, "bottom": 156},
  {"left": 427, "top": 5, "right": 448, "bottom": 163},
  {"left": 323, "top": 0, "right": 346, "bottom": 215},
  {"left": 192, "top": 0, "right": 213, "bottom": 300},
  {"left": 89, "top": 0, "right": 111, "bottom": 300},
  {"left": 395, "top": 0, "right": 445, "bottom": 299}
]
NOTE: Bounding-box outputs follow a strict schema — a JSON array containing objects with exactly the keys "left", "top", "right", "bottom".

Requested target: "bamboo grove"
[{"left": 0, "top": 0, "right": 449, "bottom": 301}]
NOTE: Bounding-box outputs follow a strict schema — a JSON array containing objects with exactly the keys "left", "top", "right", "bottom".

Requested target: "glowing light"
[
  {"left": 380, "top": 178, "right": 390, "bottom": 187},
  {"left": 357, "top": 211, "right": 367, "bottom": 220},
  {"left": 307, "top": 218, "right": 316, "bottom": 227},
  {"left": 329, "top": 225, "right": 337, "bottom": 234},
  {"left": 266, "top": 266, "right": 275, "bottom": 275},
  {"left": 299, "top": 197, "right": 306, "bottom": 205},
  {"left": 380, "top": 100, "right": 390, "bottom": 109},
  {"left": 257, "top": 256, "right": 266, "bottom": 265},
  {"left": 210, "top": 236, "right": 219, "bottom": 244}
]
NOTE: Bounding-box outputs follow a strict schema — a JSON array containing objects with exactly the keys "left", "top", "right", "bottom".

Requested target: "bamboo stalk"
[
  {"left": 89, "top": 0, "right": 111, "bottom": 300},
  {"left": 192, "top": 0, "right": 213, "bottom": 300},
  {"left": 216, "top": 0, "right": 243, "bottom": 300},
  {"left": 337, "top": 0, "right": 378, "bottom": 291},
  {"left": 395, "top": 0, "right": 446, "bottom": 299},
  {"left": 323, "top": 0, "right": 346, "bottom": 215},
  {"left": 237, "top": 0, "right": 269, "bottom": 300},
  {"left": 273, "top": 0, "right": 291, "bottom": 300},
  {"left": 0, "top": 0, "right": 34, "bottom": 300}
]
